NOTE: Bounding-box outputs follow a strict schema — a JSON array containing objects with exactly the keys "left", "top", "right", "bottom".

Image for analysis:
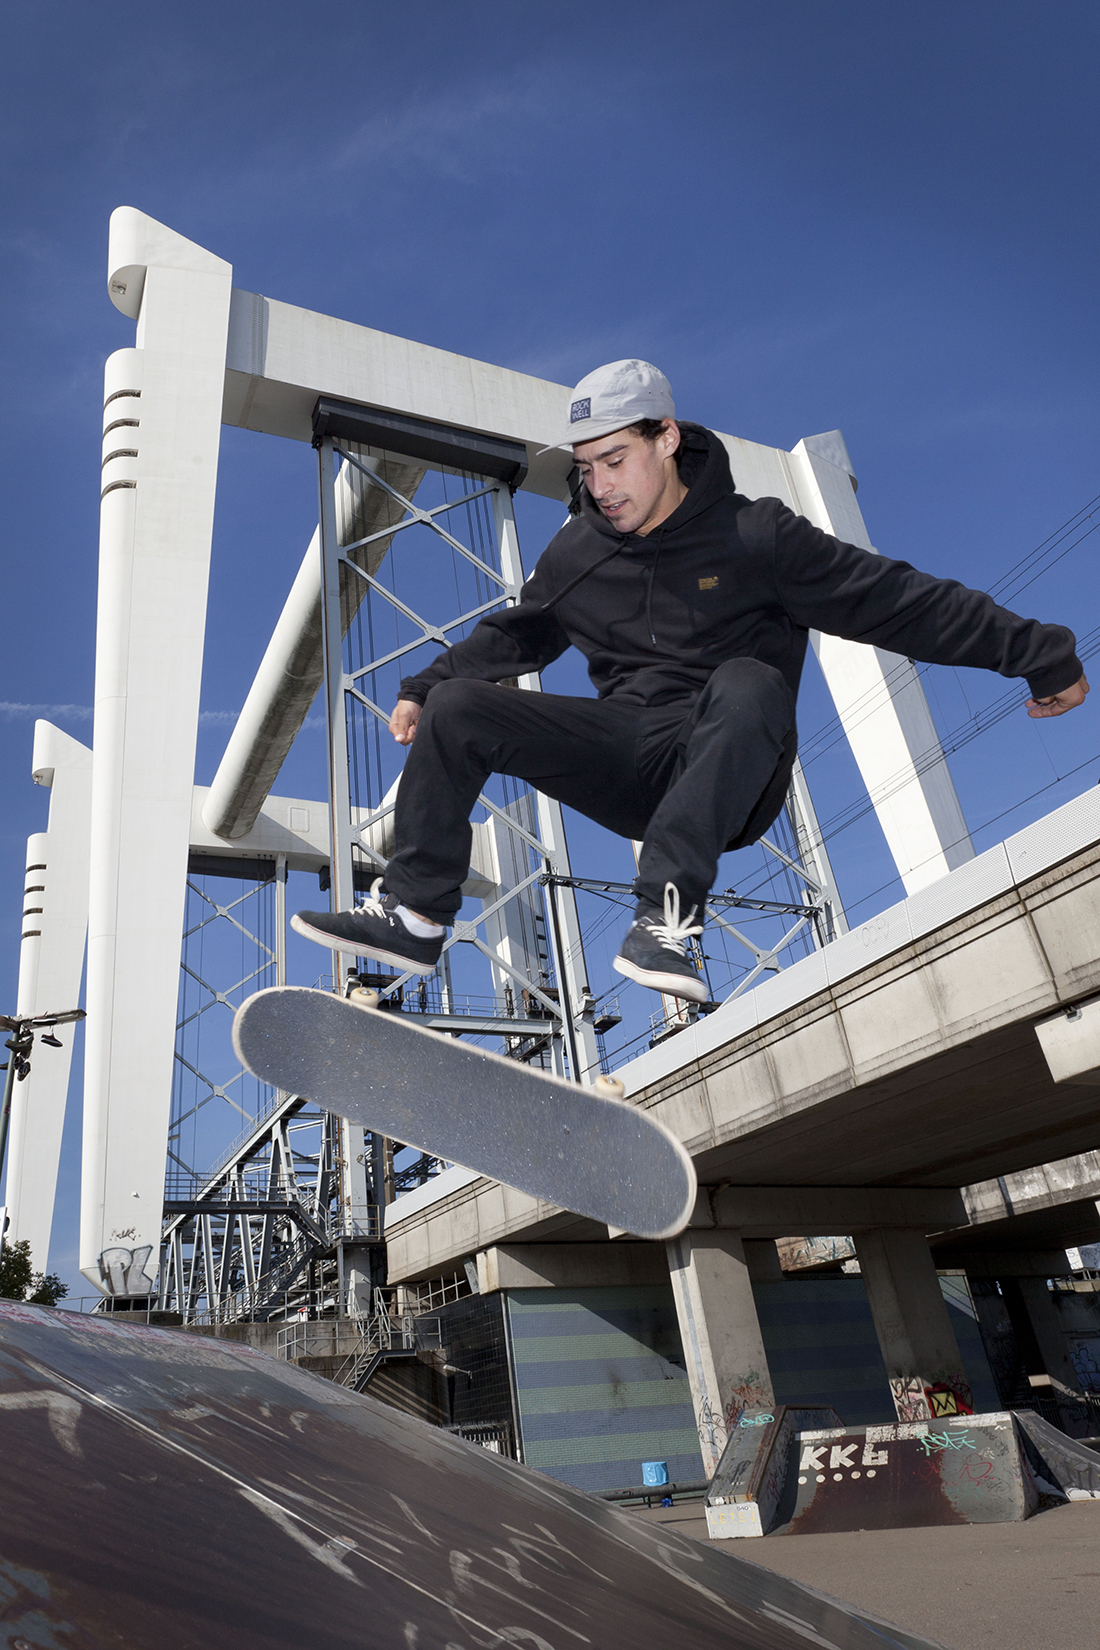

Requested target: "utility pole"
[{"left": 0, "top": 1010, "right": 86, "bottom": 1246}]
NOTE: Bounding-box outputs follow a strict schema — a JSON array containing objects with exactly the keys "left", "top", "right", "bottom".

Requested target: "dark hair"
[
  {"left": 630, "top": 417, "right": 673, "bottom": 441},
  {"left": 630, "top": 417, "right": 683, "bottom": 465}
]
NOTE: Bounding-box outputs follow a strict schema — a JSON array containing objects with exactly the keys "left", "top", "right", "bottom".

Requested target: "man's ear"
[{"left": 661, "top": 419, "right": 681, "bottom": 459}]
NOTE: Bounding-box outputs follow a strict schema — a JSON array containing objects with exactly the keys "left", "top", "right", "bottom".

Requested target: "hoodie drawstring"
[{"left": 645, "top": 535, "right": 664, "bottom": 645}]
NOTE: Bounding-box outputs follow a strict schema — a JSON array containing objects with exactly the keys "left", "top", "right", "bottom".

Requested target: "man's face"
[{"left": 572, "top": 422, "right": 682, "bottom": 537}]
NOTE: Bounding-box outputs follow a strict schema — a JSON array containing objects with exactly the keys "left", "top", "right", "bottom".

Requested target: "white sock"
[{"left": 395, "top": 903, "right": 444, "bottom": 938}]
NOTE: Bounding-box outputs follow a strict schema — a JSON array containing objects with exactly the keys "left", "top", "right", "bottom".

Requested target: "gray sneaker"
[
  {"left": 291, "top": 878, "right": 444, "bottom": 973},
  {"left": 613, "top": 882, "right": 707, "bottom": 1002}
]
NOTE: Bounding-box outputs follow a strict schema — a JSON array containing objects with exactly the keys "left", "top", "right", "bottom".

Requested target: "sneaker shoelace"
[
  {"left": 639, "top": 882, "right": 703, "bottom": 956},
  {"left": 356, "top": 876, "right": 387, "bottom": 919}
]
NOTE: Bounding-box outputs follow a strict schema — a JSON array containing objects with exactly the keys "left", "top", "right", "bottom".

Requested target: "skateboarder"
[{"left": 293, "top": 359, "right": 1088, "bottom": 1001}]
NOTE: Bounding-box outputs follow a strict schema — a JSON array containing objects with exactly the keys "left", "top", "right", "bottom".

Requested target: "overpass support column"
[
  {"left": 1007, "top": 1277, "right": 1080, "bottom": 1391},
  {"left": 666, "top": 1231, "right": 775, "bottom": 1478},
  {"left": 854, "top": 1228, "right": 971, "bottom": 1422}
]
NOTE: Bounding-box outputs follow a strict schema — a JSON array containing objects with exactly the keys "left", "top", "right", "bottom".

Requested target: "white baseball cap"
[{"left": 539, "top": 359, "right": 676, "bottom": 453}]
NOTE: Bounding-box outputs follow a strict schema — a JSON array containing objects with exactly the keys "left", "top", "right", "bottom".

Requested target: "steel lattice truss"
[
  {"left": 160, "top": 1089, "right": 377, "bottom": 1322},
  {"left": 164, "top": 873, "right": 383, "bottom": 1321},
  {"left": 318, "top": 438, "right": 601, "bottom": 1083}
]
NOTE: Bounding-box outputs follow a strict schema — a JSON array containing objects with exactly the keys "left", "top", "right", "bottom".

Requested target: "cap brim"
[{"left": 536, "top": 417, "right": 642, "bottom": 458}]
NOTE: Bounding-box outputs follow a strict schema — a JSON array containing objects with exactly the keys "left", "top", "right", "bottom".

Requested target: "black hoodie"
[{"left": 399, "top": 423, "right": 1081, "bottom": 710}]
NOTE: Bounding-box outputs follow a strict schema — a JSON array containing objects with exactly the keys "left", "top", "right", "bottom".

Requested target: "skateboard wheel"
[
  {"left": 592, "top": 1075, "right": 626, "bottom": 1101},
  {"left": 348, "top": 987, "right": 380, "bottom": 1010}
]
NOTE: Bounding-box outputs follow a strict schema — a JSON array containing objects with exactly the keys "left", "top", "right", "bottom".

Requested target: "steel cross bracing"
[
  {"left": 170, "top": 872, "right": 280, "bottom": 1147},
  {"left": 316, "top": 435, "right": 601, "bottom": 1086},
  {"left": 159, "top": 1087, "right": 383, "bottom": 1323},
  {"left": 165, "top": 867, "right": 384, "bottom": 1322}
]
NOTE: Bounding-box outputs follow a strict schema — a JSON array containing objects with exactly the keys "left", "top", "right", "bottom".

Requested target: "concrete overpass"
[{"left": 383, "top": 783, "right": 1100, "bottom": 1470}]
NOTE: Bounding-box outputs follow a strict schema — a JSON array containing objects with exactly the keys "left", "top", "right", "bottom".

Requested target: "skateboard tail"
[{"left": 232, "top": 986, "right": 697, "bottom": 1241}]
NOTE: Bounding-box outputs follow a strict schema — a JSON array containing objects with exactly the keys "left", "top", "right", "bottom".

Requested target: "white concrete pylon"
[
  {"left": 81, "top": 208, "right": 233, "bottom": 1296},
  {"left": 787, "top": 433, "right": 974, "bottom": 892},
  {"left": 5, "top": 723, "right": 92, "bottom": 1271}
]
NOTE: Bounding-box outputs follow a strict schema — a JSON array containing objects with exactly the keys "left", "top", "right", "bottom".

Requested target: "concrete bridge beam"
[
  {"left": 1011, "top": 1275, "right": 1082, "bottom": 1391},
  {"left": 665, "top": 1230, "right": 775, "bottom": 1478},
  {"left": 853, "top": 1226, "right": 971, "bottom": 1423},
  {"left": 702, "top": 1184, "right": 966, "bottom": 1237}
]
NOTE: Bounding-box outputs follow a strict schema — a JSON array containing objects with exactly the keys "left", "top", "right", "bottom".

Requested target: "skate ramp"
[
  {"left": 707, "top": 1412, "right": 1053, "bottom": 1538},
  {"left": 768, "top": 1415, "right": 1035, "bottom": 1536},
  {"left": 0, "top": 1301, "right": 944, "bottom": 1650},
  {"left": 706, "top": 1406, "right": 843, "bottom": 1539},
  {"left": 1013, "top": 1408, "right": 1100, "bottom": 1500}
]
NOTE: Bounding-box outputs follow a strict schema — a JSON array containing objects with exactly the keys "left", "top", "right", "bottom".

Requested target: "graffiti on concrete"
[
  {"left": 798, "top": 1439, "right": 889, "bottom": 1483},
  {"left": 97, "top": 1244, "right": 156, "bottom": 1296},
  {"left": 917, "top": 1430, "right": 976, "bottom": 1455},
  {"left": 723, "top": 1369, "right": 772, "bottom": 1432},
  {"left": 889, "top": 1376, "right": 931, "bottom": 1423},
  {"left": 924, "top": 1373, "right": 974, "bottom": 1418},
  {"left": 693, "top": 1393, "right": 725, "bottom": 1468},
  {"left": 959, "top": 1454, "right": 996, "bottom": 1489},
  {"left": 887, "top": 1371, "right": 974, "bottom": 1423},
  {"left": 1068, "top": 1335, "right": 1100, "bottom": 1393}
]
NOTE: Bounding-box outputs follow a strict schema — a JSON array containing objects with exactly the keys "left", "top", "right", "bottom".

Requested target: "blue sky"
[{"left": 2, "top": 2, "right": 1098, "bottom": 1289}]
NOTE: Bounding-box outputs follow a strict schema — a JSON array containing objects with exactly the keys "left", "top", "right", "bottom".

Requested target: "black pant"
[{"left": 384, "top": 657, "right": 798, "bottom": 923}]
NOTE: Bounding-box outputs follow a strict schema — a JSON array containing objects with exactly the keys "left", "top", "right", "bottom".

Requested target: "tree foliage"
[{"left": 0, "top": 1238, "right": 68, "bottom": 1307}]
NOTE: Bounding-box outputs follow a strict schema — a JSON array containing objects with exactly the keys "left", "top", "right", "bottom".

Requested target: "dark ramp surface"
[
  {"left": 770, "top": 1415, "right": 1035, "bottom": 1536},
  {"left": 1013, "top": 1408, "right": 1100, "bottom": 1499},
  {"left": 0, "top": 1303, "right": 944, "bottom": 1650}
]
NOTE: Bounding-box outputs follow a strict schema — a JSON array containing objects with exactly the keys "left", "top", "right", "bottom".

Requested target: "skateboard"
[{"left": 232, "top": 986, "right": 696, "bottom": 1240}]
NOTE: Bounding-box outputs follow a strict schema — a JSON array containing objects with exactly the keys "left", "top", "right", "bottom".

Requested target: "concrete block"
[
  {"left": 711, "top": 1186, "right": 965, "bottom": 1235},
  {"left": 385, "top": 1166, "right": 481, "bottom": 1232},
  {"left": 648, "top": 1075, "right": 714, "bottom": 1152},
  {"left": 922, "top": 907, "right": 1048, "bottom": 1035},
  {"left": 762, "top": 1008, "right": 852, "bottom": 1112},
  {"left": 838, "top": 966, "right": 942, "bottom": 1080},
  {"left": 702, "top": 1047, "right": 781, "bottom": 1137},
  {"left": 1035, "top": 998, "right": 1100, "bottom": 1084},
  {"left": 955, "top": 1250, "right": 1075, "bottom": 1278},
  {"left": 706, "top": 1502, "right": 763, "bottom": 1539},
  {"left": 1026, "top": 865, "right": 1100, "bottom": 997},
  {"left": 477, "top": 1242, "right": 667, "bottom": 1292}
]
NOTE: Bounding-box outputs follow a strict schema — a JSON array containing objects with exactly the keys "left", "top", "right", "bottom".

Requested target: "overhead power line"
[{"left": 795, "top": 491, "right": 1100, "bottom": 767}]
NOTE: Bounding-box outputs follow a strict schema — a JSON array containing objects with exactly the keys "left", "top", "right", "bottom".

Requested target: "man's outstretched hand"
[
  {"left": 1026, "top": 675, "right": 1090, "bottom": 719},
  {"left": 389, "top": 698, "right": 423, "bottom": 745}
]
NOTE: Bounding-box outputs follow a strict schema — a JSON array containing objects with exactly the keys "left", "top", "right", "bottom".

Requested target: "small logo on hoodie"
[
  {"left": 699, "top": 575, "right": 719, "bottom": 590},
  {"left": 570, "top": 398, "right": 591, "bottom": 423}
]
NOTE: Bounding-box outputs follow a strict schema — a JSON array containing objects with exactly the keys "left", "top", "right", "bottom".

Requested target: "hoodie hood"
[{"left": 569, "top": 421, "right": 733, "bottom": 540}]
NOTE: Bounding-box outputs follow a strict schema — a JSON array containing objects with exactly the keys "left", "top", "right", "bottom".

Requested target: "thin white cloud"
[
  {"left": 0, "top": 704, "right": 327, "bottom": 733},
  {"left": 0, "top": 702, "right": 92, "bottom": 720}
]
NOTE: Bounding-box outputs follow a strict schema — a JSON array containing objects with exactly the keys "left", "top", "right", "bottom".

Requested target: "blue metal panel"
[{"left": 505, "top": 1284, "right": 705, "bottom": 1492}]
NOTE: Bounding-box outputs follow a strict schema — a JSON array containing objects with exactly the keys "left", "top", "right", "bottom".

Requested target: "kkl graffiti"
[{"left": 800, "top": 1442, "right": 889, "bottom": 1473}]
